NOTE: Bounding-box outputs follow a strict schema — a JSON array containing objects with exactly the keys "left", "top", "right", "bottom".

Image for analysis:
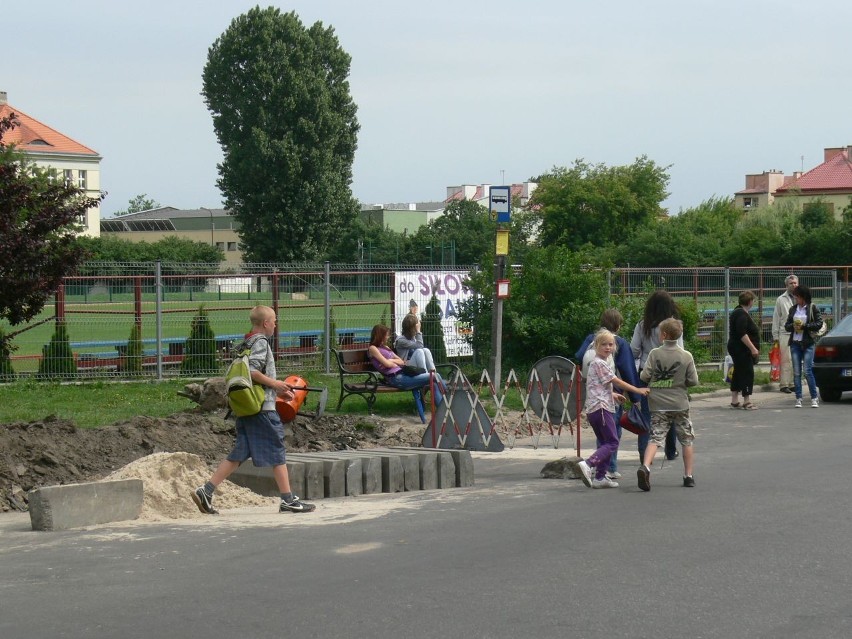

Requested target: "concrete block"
[
  {"left": 387, "top": 448, "right": 442, "bottom": 490},
  {"left": 329, "top": 452, "right": 384, "bottom": 495},
  {"left": 336, "top": 450, "right": 404, "bottom": 493},
  {"left": 418, "top": 448, "right": 474, "bottom": 487},
  {"left": 447, "top": 449, "right": 475, "bottom": 487},
  {"left": 229, "top": 460, "right": 305, "bottom": 498},
  {"left": 289, "top": 454, "right": 346, "bottom": 498},
  {"left": 28, "top": 479, "right": 143, "bottom": 531},
  {"left": 374, "top": 450, "right": 420, "bottom": 491},
  {"left": 339, "top": 457, "right": 363, "bottom": 496},
  {"left": 297, "top": 458, "right": 324, "bottom": 500}
]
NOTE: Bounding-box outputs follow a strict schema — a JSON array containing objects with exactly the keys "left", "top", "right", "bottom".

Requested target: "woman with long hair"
[
  {"left": 368, "top": 324, "right": 442, "bottom": 406},
  {"left": 631, "top": 290, "right": 682, "bottom": 461},
  {"left": 394, "top": 313, "right": 437, "bottom": 373},
  {"left": 784, "top": 284, "right": 823, "bottom": 408}
]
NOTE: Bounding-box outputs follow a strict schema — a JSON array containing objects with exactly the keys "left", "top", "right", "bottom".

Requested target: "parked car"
[{"left": 813, "top": 313, "right": 852, "bottom": 402}]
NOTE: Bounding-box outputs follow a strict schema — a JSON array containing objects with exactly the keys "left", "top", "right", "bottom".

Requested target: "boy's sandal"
[
  {"left": 742, "top": 402, "right": 758, "bottom": 410},
  {"left": 730, "top": 402, "right": 741, "bottom": 408}
]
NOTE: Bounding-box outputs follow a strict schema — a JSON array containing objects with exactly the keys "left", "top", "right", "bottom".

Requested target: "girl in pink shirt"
[{"left": 577, "top": 329, "right": 649, "bottom": 489}]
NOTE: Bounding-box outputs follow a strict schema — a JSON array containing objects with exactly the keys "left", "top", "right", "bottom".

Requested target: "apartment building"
[
  {"left": 0, "top": 91, "right": 102, "bottom": 237},
  {"left": 735, "top": 146, "right": 852, "bottom": 218}
]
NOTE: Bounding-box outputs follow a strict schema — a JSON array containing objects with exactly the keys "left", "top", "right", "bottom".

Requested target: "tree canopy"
[
  {"left": 0, "top": 113, "right": 100, "bottom": 325},
  {"left": 203, "top": 6, "right": 360, "bottom": 263},
  {"left": 530, "top": 156, "right": 670, "bottom": 250},
  {"left": 112, "top": 193, "right": 160, "bottom": 216},
  {"left": 75, "top": 235, "right": 223, "bottom": 263}
]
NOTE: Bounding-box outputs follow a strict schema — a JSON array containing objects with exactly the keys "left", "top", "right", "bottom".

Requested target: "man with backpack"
[{"left": 191, "top": 305, "right": 315, "bottom": 515}]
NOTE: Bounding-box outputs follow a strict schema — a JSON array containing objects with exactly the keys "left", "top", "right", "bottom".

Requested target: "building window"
[
  {"left": 77, "top": 170, "right": 87, "bottom": 189},
  {"left": 743, "top": 196, "right": 758, "bottom": 208},
  {"left": 227, "top": 242, "right": 238, "bottom": 251},
  {"left": 216, "top": 242, "right": 226, "bottom": 250},
  {"left": 64, "top": 169, "right": 74, "bottom": 185}
]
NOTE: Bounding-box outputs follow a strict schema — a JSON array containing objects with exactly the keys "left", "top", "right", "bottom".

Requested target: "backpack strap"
[{"left": 236, "top": 333, "right": 268, "bottom": 355}]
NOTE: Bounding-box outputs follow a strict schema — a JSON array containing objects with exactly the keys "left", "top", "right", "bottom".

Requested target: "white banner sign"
[{"left": 395, "top": 270, "right": 474, "bottom": 358}]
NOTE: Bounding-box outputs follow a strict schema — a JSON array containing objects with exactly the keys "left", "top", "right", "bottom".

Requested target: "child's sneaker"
[
  {"left": 795, "top": 398, "right": 803, "bottom": 408},
  {"left": 592, "top": 477, "right": 619, "bottom": 489},
  {"left": 191, "top": 486, "right": 219, "bottom": 515},
  {"left": 683, "top": 476, "right": 696, "bottom": 488},
  {"left": 576, "top": 460, "right": 592, "bottom": 487},
  {"left": 280, "top": 496, "right": 316, "bottom": 513},
  {"left": 811, "top": 397, "right": 819, "bottom": 408},
  {"left": 637, "top": 465, "right": 651, "bottom": 492},
  {"left": 606, "top": 471, "right": 622, "bottom": 480}
]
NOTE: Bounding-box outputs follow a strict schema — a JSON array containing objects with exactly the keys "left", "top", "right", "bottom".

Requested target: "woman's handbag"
[
  {"left": 401, "top": 365, "right": 427, "bottom": 376},
  {"left": 619, "top": 403, "right": 650, "bottom": 435}
]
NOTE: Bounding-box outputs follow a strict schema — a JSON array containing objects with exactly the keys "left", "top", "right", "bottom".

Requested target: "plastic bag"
[{"left": 769, "top": 341, "right": 781, "bottom": 382}]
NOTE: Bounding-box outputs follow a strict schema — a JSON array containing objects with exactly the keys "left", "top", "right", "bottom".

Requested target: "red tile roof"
[
  {"left": 0, "top": 103, "right": 99, "bottom": 156},
  {"left": 443, "top": 184, "right": 528, "bottom": 204},
  {"left": 776, "top": 149, "right": 852, "bottom": 193}
]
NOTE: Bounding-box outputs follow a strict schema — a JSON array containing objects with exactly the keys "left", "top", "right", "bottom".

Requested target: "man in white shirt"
[{"left": 771, "top": 274, "right": 798, "bottom": 393}]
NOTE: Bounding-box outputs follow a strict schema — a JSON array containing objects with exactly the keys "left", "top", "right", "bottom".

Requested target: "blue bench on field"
[{"left": 69, "top": 327, "right": 374, "bottom": 360}]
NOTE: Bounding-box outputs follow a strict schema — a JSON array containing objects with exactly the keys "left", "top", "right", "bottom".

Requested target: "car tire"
[{"left": 820, "top": 387, "right": 842, "bottom": 402}]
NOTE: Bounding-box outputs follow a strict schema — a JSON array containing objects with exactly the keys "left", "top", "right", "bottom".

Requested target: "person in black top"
[{"left": 727, "top": 291, "right": 761, "bottom": 410}]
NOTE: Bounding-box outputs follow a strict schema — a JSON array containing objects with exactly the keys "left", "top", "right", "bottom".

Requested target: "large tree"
[
  {"left": 615, "top": 197, "right": 741, "bottom": 267},
  {"left": 112, "top": 193, "right": 160, "bottom": 216},
  {"left": 203, "top": 7, "right": 360, "bottom": 262},
  {"left": 530, "top": 156, "right": 670, "bottom": 250},
  {"left": 0, "top": 113, "right": 99, "bottom": 325}
]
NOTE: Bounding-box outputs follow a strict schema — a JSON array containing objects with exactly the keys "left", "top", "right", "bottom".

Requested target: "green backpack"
[{"left": 225, "top": 336, "right": 266, "bottom": 417}]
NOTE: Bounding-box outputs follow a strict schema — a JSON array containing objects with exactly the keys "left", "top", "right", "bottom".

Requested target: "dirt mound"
[
  {"left": 107, "top": 452, "right": 276, "bottom": 520},
  {"left": 0, "top": 408, "right": 425, "bottom": 513}
]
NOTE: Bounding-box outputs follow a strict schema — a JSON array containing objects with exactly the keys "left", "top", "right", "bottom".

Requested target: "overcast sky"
[{"left": 7, "top": 1, "right": 852, "bottom": 216}]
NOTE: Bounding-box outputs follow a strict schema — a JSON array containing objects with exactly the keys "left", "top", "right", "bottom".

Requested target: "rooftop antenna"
[{"left": 801, "top": 155, "right": 804, "bottom": 172}]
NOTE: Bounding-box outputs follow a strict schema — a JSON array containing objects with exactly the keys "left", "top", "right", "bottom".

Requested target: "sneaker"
[
  {"left": 795, "top": 398, "right": 803, "bottom": 408},
  {"left": 191, "top": 486, "right": 219, "bottom": 515},
  {"left": 683, "top": 476, "right": 696, "bottom": 488},
  {"left": 280, "top": 496, "right": 316, "bottom": 513},
  {"left": 637, "top": 465, "right": 651, "bottom": 492},
  {"left": 606, "top": 471, "right": 623, "bottom": 480},
  {"left": 576, "top": 460, "right": 592, "bottom": 487},
  {"left": 780, "top": 386, "right": 793, "bottom": 394},
  {"left": 592, "top": 477, "right": 619, "bottom": 488},
  {"left": 811, "top": 397, "right": 819, "bottom": 408}
]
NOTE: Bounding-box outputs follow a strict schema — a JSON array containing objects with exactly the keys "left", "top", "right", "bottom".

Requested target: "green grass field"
[{"left": 2, "top": 294, "right": 393, "bottom": 361}]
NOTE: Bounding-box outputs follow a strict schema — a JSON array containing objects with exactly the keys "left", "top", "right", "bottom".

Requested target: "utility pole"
[{"left": 488, "top": 185, "right": 511, "bottom": 387}]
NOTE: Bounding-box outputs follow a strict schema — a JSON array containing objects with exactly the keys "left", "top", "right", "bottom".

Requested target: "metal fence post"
[
  {"left": 324, "top": 260, "right": 331, "bottom": 374},
  {"left": 832, "top": 269, "right": 839, "bottom": 325},
  {"left": 723, "top": 267, "right": 731, "bottom": 345},
  {"left": 155, "top": 261, "right": 163, "bottom": 380}
]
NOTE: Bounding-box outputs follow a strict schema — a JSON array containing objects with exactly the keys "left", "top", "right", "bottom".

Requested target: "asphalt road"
[{"left": 2, "top": 390, "right": 851, "bottom": 639}]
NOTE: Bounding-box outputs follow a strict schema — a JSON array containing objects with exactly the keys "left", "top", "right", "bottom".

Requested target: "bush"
[
  {"left": 37, "top": 322, "right": 77, "bottom": 379},
  {"left": 0, "top": 328, "right": 15, "bottom": 381},
  {"left": 422, "top": 294, "right": 447, "bottom": 363},
  {"left": 120, "top": 323, "right": 143, "bottom": 375},
  {"left": 181, "top": 306, "right": 218, "bottom": 375}
]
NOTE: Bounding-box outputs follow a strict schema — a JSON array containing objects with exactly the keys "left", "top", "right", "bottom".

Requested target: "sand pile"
[{"left": 107, "top": 452, "right": 276, "bottom": 521}]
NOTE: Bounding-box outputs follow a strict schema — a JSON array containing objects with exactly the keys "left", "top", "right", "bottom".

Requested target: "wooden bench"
[{"left": 331, "top": 348, "right": 427, "bottom": 423}]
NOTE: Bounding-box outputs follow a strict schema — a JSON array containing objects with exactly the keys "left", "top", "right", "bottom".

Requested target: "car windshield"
[{"left": 829, "top": 313, "right": 852, "bottom": 336}]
